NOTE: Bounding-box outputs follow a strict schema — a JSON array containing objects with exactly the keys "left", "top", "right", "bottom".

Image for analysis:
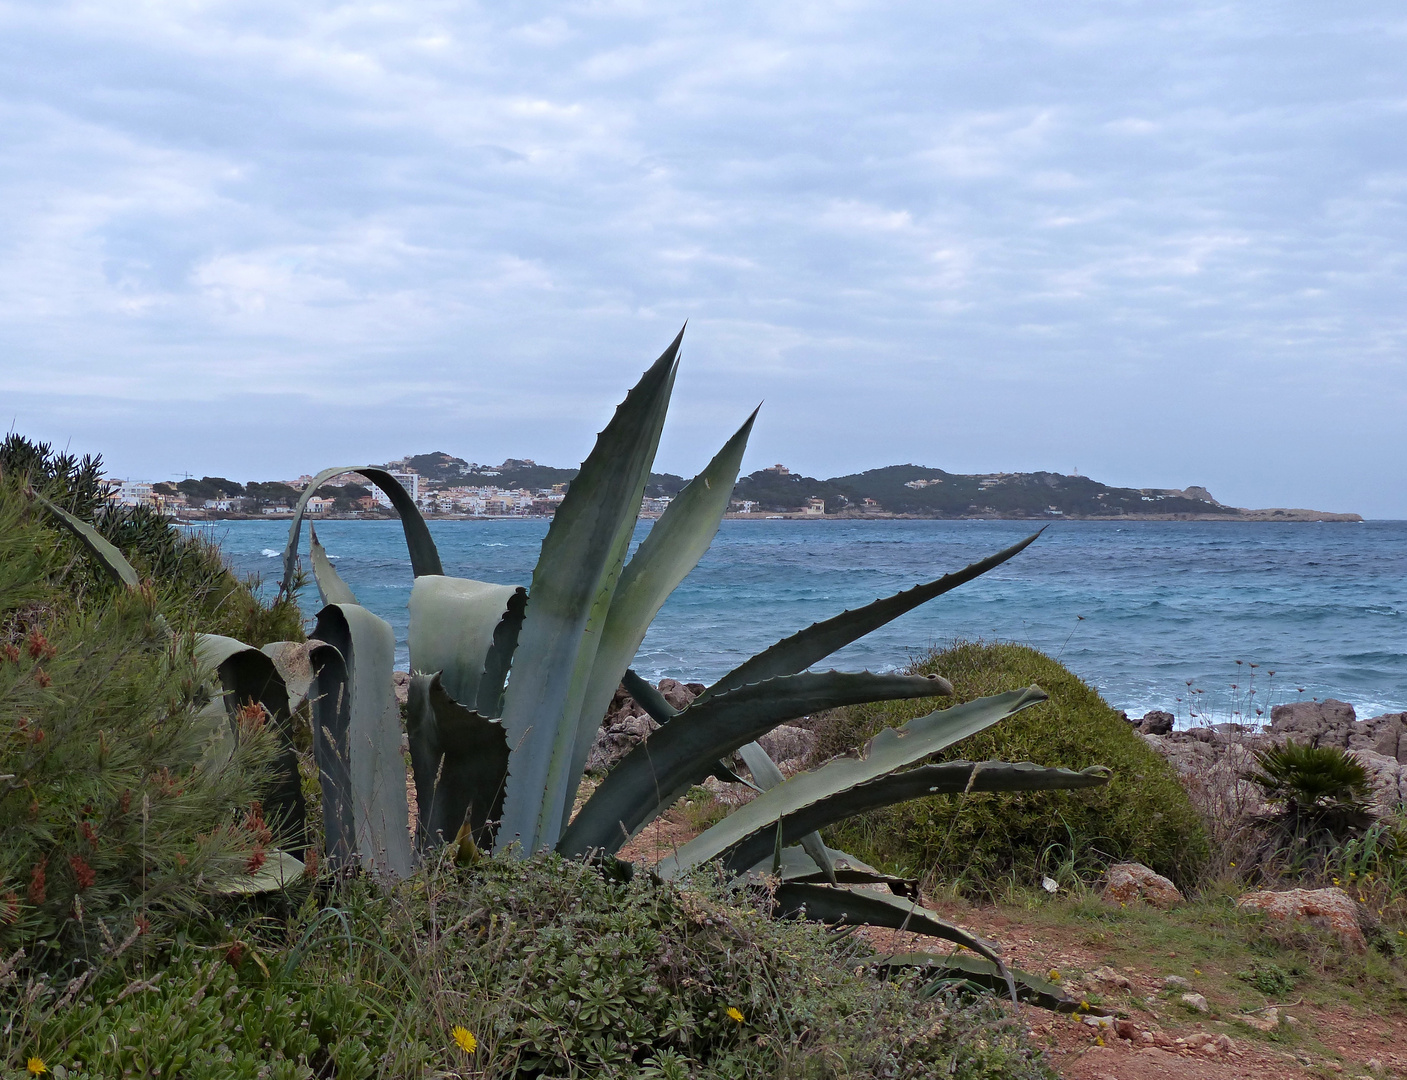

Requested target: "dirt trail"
[{"left": 622, "top": 811, "right": 1407, "bottom": 1080}]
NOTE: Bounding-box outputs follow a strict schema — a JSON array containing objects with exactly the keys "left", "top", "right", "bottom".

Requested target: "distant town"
[{"left": 104, "top": 451, "right": 1362, "bottom": 523}]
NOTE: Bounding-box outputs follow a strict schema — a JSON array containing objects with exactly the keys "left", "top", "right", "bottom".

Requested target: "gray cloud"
[{"left": 2, "top": 1, "right": 1404, "bottom": 514}]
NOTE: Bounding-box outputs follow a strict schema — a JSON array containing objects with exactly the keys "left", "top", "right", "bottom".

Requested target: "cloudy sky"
[{"left": 3, "top": 2, "right": 1404, "bottom": 515}]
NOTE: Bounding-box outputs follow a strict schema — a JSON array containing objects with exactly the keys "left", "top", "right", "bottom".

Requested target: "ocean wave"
[{"left": 261, "top": 548, "right": 280, "bottom": 557}]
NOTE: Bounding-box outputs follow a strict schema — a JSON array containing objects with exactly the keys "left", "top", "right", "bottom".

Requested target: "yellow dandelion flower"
[
  {"left": 726, "top": 1007, "right": 745, "bottom": 1023},
  {"left": 1095, "top": 1034, "right": 1105, "bottom": 1047},
  {"left": 451, "top": 1025, "right": 478, "bottom": 1054},
  {"left": 27, "top": 1058, "right": 47, "bottom": 1076},
  {"left": 1079, "top": 999, "right": 1089, "bottom": 1012},
  {"left": 1048, "top": 969, "right": 1061, "bottom": 983}
]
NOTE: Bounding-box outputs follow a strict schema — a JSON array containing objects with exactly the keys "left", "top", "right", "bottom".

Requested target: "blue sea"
[{"left": 204, "top": 519, "right": 1407, "bottom": 726}]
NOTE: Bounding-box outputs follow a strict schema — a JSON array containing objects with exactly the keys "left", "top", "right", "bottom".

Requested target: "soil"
[
  {"left": 908, "top": 903, "right": 1407, "bottom": 1080},
  {"left": 621, "top": 808, "right": 1407, "bottom": 1080}
]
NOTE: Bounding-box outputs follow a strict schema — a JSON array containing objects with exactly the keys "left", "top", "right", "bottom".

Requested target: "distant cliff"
[{"left": 729, "top": 465, "right": 1361, "bottom": 521}]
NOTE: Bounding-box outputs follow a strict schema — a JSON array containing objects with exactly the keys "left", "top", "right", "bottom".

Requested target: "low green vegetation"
[
  {"left": 4, "top": 854, "right": 1059, "bottom": 1080},
  {"left": 0, "top": 461, "right": 281, "bottom": 956},
  {"left": 816, "top": 640, "right": 1209, "bottom": 893}
]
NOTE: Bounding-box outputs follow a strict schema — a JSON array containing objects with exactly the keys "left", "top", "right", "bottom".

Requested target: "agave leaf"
[
  {"left": 211, "top": 849, "right": 306, "bottom": 894},
  {"left": 749, "top": 844, "right": 918, "bottom": 898},
  {"left": 773, "top": 883, "right": 1015, "bottom": 1000},
  {"left": 560, "top": 409, "right": 759, "bottom": 834},
  {"left": 735, "top": 741, "right": 835, "bottom": 884},
  {"left": 309, "top": 604, "right": 413, "bottom": 876},
  {"left": 717, "top": 759, "right": 1111, "bottom": 874},
  {"left": 408, "top": 576, "right": 523, "bottom": 713},
  {"left": 476, "top": 587, "right": 528, "bottom": 717},
  {"left": 278, "top": 466, "right": 443, "bottom": 598},
  {"left": 874, "top": 953, "right": 1076, "bottom": 1011},
  {"left": 617, "top": 670, "right": 750, "bottom": 786},
  {"left": 309, "top": 524, "right": 357, "bottom": 606},
  {"left": 406, "top": 672, "right": 510, "bottom": 851},
  {"left": 620, "top": 669, "right": 679, "bottom": 722},
  {"left": 695, "top": 531, "right": 1043, "bottom": 704},
  {"left": 35, "top": 493, "right": 140, "bottom": 589},
  {"left": 196, "top": 634, "right": 307, "bottom": 850},
  {"left": 558, "top": 670, "right": 952, "bottom": 858},
  {"left": 655, "top": 687, "right": 1045, "bottom": 877},
  {"left": 261, "top": 641, "right": 316, "bottom": 714},
  {"left": 496, "top": 330, "right": 682, "bottom": 855}
]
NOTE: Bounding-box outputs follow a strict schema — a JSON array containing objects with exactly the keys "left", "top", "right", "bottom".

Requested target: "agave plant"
[{"left": 38, "top": 329, "right": 1112, "bottom": 1004}]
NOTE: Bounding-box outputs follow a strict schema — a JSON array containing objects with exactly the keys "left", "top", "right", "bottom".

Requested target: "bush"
[
  {"left": 0, "top": 434, "right": 303, "bottom": 647},
  {"left": 0, "top": 480, "right": 281, "bottom": 958},
  {"left": 814, "top": 641, "right": 1209, "bottom": 893},
  {"left": 4, "top": 854, "right": 1059, "bottom": 1080}
]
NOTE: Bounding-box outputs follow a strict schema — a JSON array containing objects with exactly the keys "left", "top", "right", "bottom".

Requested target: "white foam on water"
[{"left": 261, "top": 548, "right": 280, "bottom": 557}]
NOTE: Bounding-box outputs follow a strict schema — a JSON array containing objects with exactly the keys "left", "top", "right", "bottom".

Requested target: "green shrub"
[
  {"left": 0, "top": 434, "right": 304, "bottom": 647},
  {"left": 815, "top": 641, "right": 1209, "bottom": 892},
  {"left": 1245, "top": 741, "right": 1374, "bottom": 867},
  {"left": 5, "top": 853, "right": 1058, "bottom": 1080},
  {"left": 0, "top": 488, "right": 279, "bottom": 958}
]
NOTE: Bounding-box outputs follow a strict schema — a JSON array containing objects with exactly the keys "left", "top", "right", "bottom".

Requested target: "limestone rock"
[
  {"left": 1233, "top": 1009, "right": 1278, "bottom": 1032},
  {"left": 1103, "top": 862, "right": 1183, "bottom": 909},
  {"left": 657, "top": 678, "right": 698, "bottom": 711},
  {"left": 1354, "top": 750, "right": 1407, "bottom": 813},
  {"left": 1161, "top": 974, "right": 1191, "bottom": 990},
  {"left": 1270, "top": 698, "right": 1358, "bottom": 743},
  {"left": 1236, "top": 887, "right": 1367, "bottom": 951},
  {"left": 586, "top": 712, "right": 660, "bottom": 775},
  {"left": 755, "top": 724, "right": 815, "bottom": 770},
  {"left": 1180, "top": 992, "right": 1209, "bottom": 1013},
  {"left": 1140, "top": 710, "right": 1174, "bottom": 735},
  {"left": 1089, "top": 965, "right": 1132, "bottom": 989}
]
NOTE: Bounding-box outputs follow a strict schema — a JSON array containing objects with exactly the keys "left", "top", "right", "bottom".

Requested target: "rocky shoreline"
[{"left": 1129, "top": 699, "right": 1407, "bottom": 819}]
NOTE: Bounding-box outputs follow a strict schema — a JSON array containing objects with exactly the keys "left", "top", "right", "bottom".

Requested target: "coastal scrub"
[{"left": 818, "top": 640, "right": 1209, "bottom": 892}]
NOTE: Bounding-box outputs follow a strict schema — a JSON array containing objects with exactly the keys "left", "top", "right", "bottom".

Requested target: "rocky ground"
[
  {"left": 1133, "top": 698, "right": 1407, "bottom": 823},
  {"left": 605, "top": 679, "right": 1407, "bottom": 1080}
]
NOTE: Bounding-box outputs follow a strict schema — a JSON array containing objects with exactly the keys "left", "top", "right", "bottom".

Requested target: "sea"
[{"left": 202, "top": 518, "right": 1407, "bottom": 727}]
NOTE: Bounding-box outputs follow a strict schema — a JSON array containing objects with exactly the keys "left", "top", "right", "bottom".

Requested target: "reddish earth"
[{"left": 621, "top": 811, "right": 1407, "bottom": 1080}]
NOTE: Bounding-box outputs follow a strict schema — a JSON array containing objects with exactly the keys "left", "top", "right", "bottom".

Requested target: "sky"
[{"left": 2, "top": 2, "right": 1405, "bottom": 516}]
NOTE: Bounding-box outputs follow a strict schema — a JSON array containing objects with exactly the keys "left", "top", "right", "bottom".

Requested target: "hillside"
[
  {"left": 735, "top": 465, "right": 1242, "bottom": 519},
  {"left": 381, "top": 455, "right": 1359, "bottom": 521}
]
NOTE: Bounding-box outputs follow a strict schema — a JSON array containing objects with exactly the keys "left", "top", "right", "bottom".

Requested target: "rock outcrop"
[
  {"left": 1102, "top": 862, "right": 1183, "bottom": 908},
  {"left": 1140, "top": 700, "right": 1407, "bottom": 819},
  {"left": 1236, "top": 887, "right": 1367, "bottom": 951}
]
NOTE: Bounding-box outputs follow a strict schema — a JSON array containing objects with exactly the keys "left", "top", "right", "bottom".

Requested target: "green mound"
[{"left": 816, "top": 641, "right": 1208, "bottom": 892}]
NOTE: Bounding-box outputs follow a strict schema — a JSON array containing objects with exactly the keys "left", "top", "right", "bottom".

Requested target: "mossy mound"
[{"left": 816, "top": 641, "right": 1208, "bottom": 892}]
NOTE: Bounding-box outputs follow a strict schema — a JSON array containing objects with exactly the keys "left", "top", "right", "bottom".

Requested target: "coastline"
[{"left": 180, "top": 508, "right": 1365, "bottom": 524}]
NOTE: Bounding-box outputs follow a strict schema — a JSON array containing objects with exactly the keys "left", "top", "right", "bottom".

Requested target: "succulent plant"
[{"left": 34, "top": 329, "right": 1111, "bottom": 1004}]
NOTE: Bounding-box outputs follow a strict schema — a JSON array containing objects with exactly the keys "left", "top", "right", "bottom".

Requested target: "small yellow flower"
[
  {"left": 1095, "top": 1034, "right": 1105, "bottom": 1047},
  {"left": 1079, "top": 999, "right": 1089, "bottom": 1012},
  {"left": 27, "top": 1058, "right": 47, "bottom": 1076},
  {"left": 1229, "top": 862, "right": 1236, "bottom": 867},
  {"left": 726, "top": 1007, "right": 745, "bottom": 1023},
  {"left": 1048, "top": 969, "right": 1061, "bottom": 983},
  {"left": 450, "top": 1025, "right": 477, "bottom": 1054},
  {"left": 1193, "top": 968, "right": 1202, "bottom": 976}
]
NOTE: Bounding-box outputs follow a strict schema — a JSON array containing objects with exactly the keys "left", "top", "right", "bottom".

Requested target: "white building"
[
  {"left": 111, "top": 480, "right": 155, "bottom": 507},
  {"left": 369, "top": 470, "right": 420, "bottom": 508}
]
